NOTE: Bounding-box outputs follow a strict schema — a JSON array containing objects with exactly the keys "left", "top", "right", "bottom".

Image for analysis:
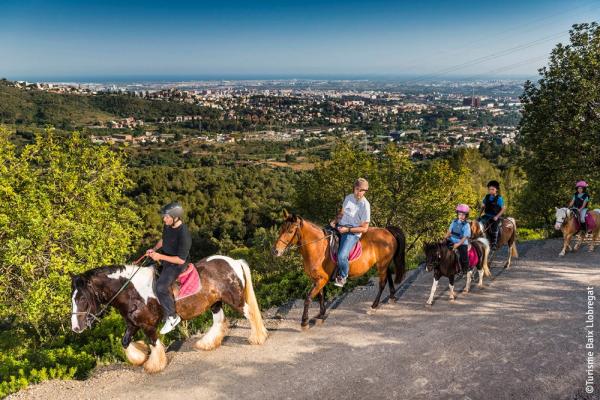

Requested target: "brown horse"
[
  {"left": 71, "top": 255, "right": 267, "bottom": 373},
  {"left": 272, "top": 211, "right": 405, "bottom": 327},
  {"left": 554, "top": 207, "right": 600, "bottom": 256},
  {"left": 470, "top": 218, "right": 518, "bottom": 268}
]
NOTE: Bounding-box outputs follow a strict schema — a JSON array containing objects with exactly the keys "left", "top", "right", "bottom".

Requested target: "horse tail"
[
  {"left": 475, "top": 237, "right": 491, "bottom": 277},
  {"left": 507, "top": 217, "right": 519, "bottom": 258},
  {"left": 386, "top": 226, "right": 406, "bottom": 284},
  {"left": 239, "top": 259, "right": 268, "bottom": 345}
]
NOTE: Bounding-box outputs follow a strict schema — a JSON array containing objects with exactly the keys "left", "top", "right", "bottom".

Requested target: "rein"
[
  {"left": 72, "top": 255, "right": 148, "bottom": 326},
  {"left": 275, "top": 222, "right": 333, "bottom": 255}
]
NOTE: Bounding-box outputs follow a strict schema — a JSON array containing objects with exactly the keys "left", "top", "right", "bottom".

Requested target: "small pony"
[
  {"left": 423, "top": 238, "right": 490, "bottom": 306},
  {"left": 554, "top": 207, "right": 600, "bottom": 256}
]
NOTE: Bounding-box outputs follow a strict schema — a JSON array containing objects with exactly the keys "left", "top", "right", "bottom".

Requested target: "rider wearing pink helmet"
[
  {"left": 445, "top": 204, "right": 472, "bottom": 274},
  {"left": 569, "top": 180, "right": 591, "bottom": 233}
]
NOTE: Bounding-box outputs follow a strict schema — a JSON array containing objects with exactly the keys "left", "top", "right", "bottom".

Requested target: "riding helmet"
[
  {"left": 455, "top": 204, "right": 470, "bottom": 214},
  {"left": 160, "top": 202, "right": 184, "bottom": 218},
  {"left": 576, "top": 180, "right": 589, "bottom": 188},
  {"left": 487, "top": 180, "right": 500, "bottom": 190}
]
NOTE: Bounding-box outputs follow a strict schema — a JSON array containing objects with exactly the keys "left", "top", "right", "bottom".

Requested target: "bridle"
[
  {"left": 424, "top": 243, "right": 444, "bottom": 272},
  {"left": 274, "top": 221, "right": 332, "bottom": 255},
  {"left": 72, "top": 255, "right": 148, "bottom": 327}
]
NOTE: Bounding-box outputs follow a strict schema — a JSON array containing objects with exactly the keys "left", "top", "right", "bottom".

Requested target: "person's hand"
[
  {"left": 146, "top": 248, "right": 155, "bottom": 255},
  {"left": 148, "top": 251, "right": 162, "bottom": 261},
  {"left": 452, "top": 243, "right": 460, "bottom": 250},
  {"left": 493, "top": 216, "right": 499, "bottom": 221},
  {"left": 337, "top": 226, "right": 347, "bottom": 233}
]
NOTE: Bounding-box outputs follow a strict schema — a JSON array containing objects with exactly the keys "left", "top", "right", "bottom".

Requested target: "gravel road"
[{"left": 9, "top": 239, "right": 600, "bottom": 400}]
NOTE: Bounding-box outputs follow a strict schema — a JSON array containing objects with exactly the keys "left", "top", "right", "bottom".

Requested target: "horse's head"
[
  {"left": 554, "top": 207, "right": 570, "bottom": 231},
  {"left": 271, "top": 210, "right": 303, "bottom": 257},
  {"left": 70, "top": 274, "right": 100, "bottom": 333},
  {"left": 423, "top": 241, "right": 445, "bottom": 272},
  {"left": 470, "top": 220, "right": 484, "bottom": 237}
]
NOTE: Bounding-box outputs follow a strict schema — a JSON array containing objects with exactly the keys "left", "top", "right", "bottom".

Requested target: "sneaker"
[
  {"left": 334, "top": 276, "right": 347, "bottom": 287},
  {"left": 159, "top": 315, "right": 181, "bottom": 334}
]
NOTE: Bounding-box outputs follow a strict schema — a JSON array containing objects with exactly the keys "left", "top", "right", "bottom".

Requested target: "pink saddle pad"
[
  {"left": 468, "top": 247, "right": 479, "bottom": 268},
  {"left": 575, "top": 213, "right": 597, "bottom": 232},
  {"left": 331, "top": 241, "right": 363, "bottom": 264},
  {"left": 176, "top": 263, "right": 201, "bottom": 300}
]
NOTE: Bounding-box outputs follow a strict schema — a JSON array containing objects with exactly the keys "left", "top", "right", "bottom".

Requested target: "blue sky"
[{"left": 0, "top": 0, "right": 598, "bottom": 80}]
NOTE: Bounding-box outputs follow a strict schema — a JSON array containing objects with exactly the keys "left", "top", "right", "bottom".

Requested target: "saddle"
[
  {"left": 324, "top": 226, "right": 363, "bottom": 264},
  {"left": 155, "top": 263, "right": 201, "bottom": 300},
  {"left": 451, "top": 244, "right": 481, "bottom": 273},
  {"left": 571, "top": 208, "right": 596, "bottom": 232}
]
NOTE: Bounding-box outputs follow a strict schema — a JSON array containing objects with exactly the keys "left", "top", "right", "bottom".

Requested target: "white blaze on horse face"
[
  {"left": 107, "top": 265, "right": 157, "bottom": 304},
  {"left": 206, "top": 255, "right": 245, "bottom": 287},
  {"left": 71, "top": 289, "right": 80, "bottom": 331}
]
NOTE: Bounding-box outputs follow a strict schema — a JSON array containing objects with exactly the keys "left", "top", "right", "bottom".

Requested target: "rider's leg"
[
  {"left": 337, "top": 233, "right": 360, "bottom": 280},
  {"left": 490, "top": 219, "right": 499, "bottom": 249},
  {"left": 156, "top": 262, "right": 186, "bottom": 319},
  {"left": 458, "top": 244, "right": 469, "bottom": 273},
  {"left": 581, "top": 208, "right": 589, "bottom": 233}
]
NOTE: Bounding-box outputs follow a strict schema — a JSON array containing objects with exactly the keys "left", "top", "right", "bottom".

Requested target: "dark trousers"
[
  {"left": 156, "top": 261, "right": 186, "bottom": 317},
  {"left": 457, "top": 244, "right": 469, "bottom": 271},
  {"left": 485, "top": 217, "right": 500, "bottom": 246}
]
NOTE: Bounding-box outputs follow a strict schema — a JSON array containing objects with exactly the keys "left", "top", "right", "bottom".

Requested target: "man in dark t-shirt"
[{"left": 146, "top": 202, "right": 192, "bottom": 334}]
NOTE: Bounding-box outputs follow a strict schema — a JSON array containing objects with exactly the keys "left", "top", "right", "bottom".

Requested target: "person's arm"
[
  {"left": 330, "top": 207, "right": 344, "bottom": 227},
  {"left": 568, "top": 198, "right": 574, "bottom": 207},
  {"left": 444, "top": 229, "right": 452, "bottom": 240},
  {"left": 342, "top": 221, "right": 369, "bottom": 234},
  {"left": 146, "top": 239, "right": 163, "bottom": 254},
  {"left": 150, "top": 253, "right": 186, "bottom": 265},
  {"left": 494, "top": 206, "right": 506, "bottom": 220}
]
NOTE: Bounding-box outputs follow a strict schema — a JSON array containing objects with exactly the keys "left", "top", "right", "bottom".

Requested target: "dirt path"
[{"left": 11, "top": 239, "right": 600, "bottom": 400}]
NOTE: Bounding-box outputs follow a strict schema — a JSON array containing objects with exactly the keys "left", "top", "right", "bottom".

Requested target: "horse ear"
[
  {"left": 283, "top": 209, "right": 289, "bottom": 219},
  {"left": 73, "top": 275, "right": 86, "bottom": 289}
]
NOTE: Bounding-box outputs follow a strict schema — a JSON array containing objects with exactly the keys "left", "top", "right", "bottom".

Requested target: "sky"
[{"left": 0, "top": 0, "right": 598, "bottom": 81}]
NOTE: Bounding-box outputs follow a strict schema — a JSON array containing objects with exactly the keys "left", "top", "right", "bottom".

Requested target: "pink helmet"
[
  {"left": 456, "top": 204, "right": 470, "bottom": 213},
  {"left": 576, "top": 180, "right": 589, "bottom": 188}
]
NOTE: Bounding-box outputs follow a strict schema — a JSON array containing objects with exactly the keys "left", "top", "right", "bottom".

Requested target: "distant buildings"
[{"left": 463, "top": 97, "right": 481, "bottom": 107}]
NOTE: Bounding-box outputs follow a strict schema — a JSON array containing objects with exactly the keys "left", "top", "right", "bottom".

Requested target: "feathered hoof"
[
  {"left": 248, "top": 328, "right": 268, "bottom": 345},
  {"left": 300, "top": 323, "right": 310, "bottom": 331},
  {"left": 125, "top": 341, "right": 149, "bottom": 366},
  {"left": 194, "top": 324, "right": 227, "bottom": 351},
  {"left": 143, "top": 340, "right": 167, "bottom": 374},
  {"left": 477, "top": 284, "right": 484, "bottom": 290}
]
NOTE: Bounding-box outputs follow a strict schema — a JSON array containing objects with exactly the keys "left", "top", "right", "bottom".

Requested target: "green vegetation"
[{"left": 517, "top": 23, "right": 599, "bottom": 227}]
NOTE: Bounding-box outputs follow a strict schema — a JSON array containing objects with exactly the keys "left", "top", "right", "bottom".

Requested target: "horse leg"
[
  {"left": 465, "top": 270, "right": 472, "bottom": 294},
  {"left": 142, "top": 326, "right": 167, "bottom": 373},
  {"left": 387, "top": 269, "right": 397, "bottom": 302},
  {"left": 371, "top": 269, "right": 388, "bottom": 309},
  {"left": 560, "top": 234, "right": 571, "bottom": 257},
  {"left": 426, "top": 277, "right": 438, "bottom": 306},
  {"left": 316, "top": 286, "right": 327, "bottom": 320},
  {"left": 302, "top": 276, "right": 327, "bottom": 328},
  {"left": 122, "top": 324, "right": 148, "bottom": 366},
  {"left": 590, "top": 231, "right": 599, "bottom": 252},
  {"left": 195, "top": 301, "right": 227, "bottom": 351},
  {"left": 477, "top": 267, "right": 484, "bottom": 288},
  {"left": 448, "top": 275, "right": 456, "bottom": 301}
]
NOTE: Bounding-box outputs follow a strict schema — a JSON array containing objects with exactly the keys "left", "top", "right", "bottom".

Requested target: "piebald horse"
[
  {"left": 71, "top": 256, "right": 267, "bottom": 373},
  {"left": 272, "top": 211, "right": 406, "bottom": 327},
  {"left": 554, "top": 207, "right": 600, "bottom": 256},
  {"left": 423, "top": 238, "right": 490, "bottom": 306},
  {"left": 470, "top": 218, "right": 518, "bottom": 268}
]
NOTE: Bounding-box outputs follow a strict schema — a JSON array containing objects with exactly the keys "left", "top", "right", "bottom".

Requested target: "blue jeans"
[{"left": 337, "top": 233, "right": 360, "bottom": 279}]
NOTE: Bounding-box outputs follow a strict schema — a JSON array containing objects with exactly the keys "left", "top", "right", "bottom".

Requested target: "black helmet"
[
  {"left": 487, "top": 180, "right": 500, "bottom": 190},
  {"left": 159, "top": 202, "right": 184, "bottom": 219}
]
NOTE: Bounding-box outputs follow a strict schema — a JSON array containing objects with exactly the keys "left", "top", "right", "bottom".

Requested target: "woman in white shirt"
[{"left": 331, "top": 178, "right": 371, "bottom": 287}]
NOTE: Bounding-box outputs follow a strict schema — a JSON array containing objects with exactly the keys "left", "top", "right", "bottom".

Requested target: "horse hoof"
[
  {"left": 367, "top": 308, "right": 378, "bottom": 315},
  {"left": 425, "top": 302, "right": 433, "bottom": 308},
  {"left": 315, "top": 318, "right": 325, "bottom": 325},
  {"left": 389, "top": 297, "right": 397, "bottom": 303},
  {"left": 301, "top": 323, "right": 309, "bottom": 331},
  {"left": 477, "top": 285, "right": 484, "bottom": 290},
  {"left": 449, "top": 297, "right": 456, "bottom": 302},
  {"left": 558, "top": 253, "right": 565, "bottom": 257}
]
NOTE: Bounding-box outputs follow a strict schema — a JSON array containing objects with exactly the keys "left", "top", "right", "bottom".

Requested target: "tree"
[
  {"left": 518, "top": 23, "right": 600, "bottom": 227},
  {"left": 0, "top": 127, "right": 139, "bottom": 336}
]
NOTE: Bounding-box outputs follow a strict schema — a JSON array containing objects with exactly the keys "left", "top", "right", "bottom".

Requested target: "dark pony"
[{"left": 423, "top": 237, "right": 489, "bottom": 306}]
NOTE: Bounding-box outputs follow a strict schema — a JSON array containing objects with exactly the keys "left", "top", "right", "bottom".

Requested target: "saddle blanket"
[
  {"left": 175, "top": 263, "right": 201, "bottom": 300},
  {"left": 575, "top": 213, "right": 597, "bottom": 232}
]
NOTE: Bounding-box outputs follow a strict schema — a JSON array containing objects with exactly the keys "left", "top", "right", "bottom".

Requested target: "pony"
[
  {"left": 554, "top": 207, "right": 600, "bottom": 256},
  {"left": 272, "top": 211, "right": 405, "bottom": 328},
  {"left": 470, "top": 217, "right": 518, "bottom": 268},
  {"left": 70, "top": 255, "right": 267, "bottom": 373},
  {"left": 423, "top": 237, "right": 490, "bottom": 306}
]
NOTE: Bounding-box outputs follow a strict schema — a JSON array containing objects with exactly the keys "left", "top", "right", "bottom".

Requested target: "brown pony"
[
  {"left": 554, "top": 207, "right": 600, "bottom": 256},
  {"left": 470, "top": 218, "right": 518, "bottom": 268},
  {"left": 272, "top": 211, "right": 405, "bottom": 327},
  {"left": 71, "top": 255, "right": 267, "bottom": 373}
]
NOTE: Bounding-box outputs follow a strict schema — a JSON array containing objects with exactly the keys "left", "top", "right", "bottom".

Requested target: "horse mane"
[{"left": 81, "top": 264, "right": 129, "bottom": 279}]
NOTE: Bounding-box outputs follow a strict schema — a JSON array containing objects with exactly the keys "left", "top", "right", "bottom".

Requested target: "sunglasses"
[{"left": 355, "top": 188, "right": 368, "bottom": 192}]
